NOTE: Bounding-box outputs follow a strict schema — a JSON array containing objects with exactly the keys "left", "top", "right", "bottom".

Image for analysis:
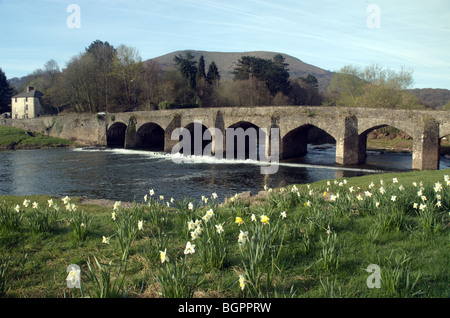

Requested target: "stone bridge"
[{"left": 2, "top": 106, "right": 450, "bottom": 170}]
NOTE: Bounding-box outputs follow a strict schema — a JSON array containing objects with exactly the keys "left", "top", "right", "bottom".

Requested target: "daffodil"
[
  {"left": 419, "top": 203, "right": 426, "bottom": 211},
  {"left": 149, "top": 189, "right": 155, "bottom": 196},
  {"left": 23, "top": 199, "right": 30, "bottom": 208},
  {"left": 144, "top": 194, "right": 148, "bottom": 202},
  {"left": 48, "top": 199, "right": 54, "bottom": 208},
  {"left": 14, "top": 205, "right": 20, "bottom": 213},
  {"left": 235, "top": 216, "right": 244, "bottom": 226},
  {"left": 393, "top": 177, "right": 398, "bottom": 183},
  {"left": 413, "top": 203, "right": 418, "bottom": 209},
  {"left": 280, "top": 211, "right": 287, "bottom": 219},
  {"left": 251, "top": 214, "right": 256, "bottom": 222},
  {"left": 160, "top": 249, "right": 169, "bottom": 264},
  {"left": 260, "top": 215, "right": 269, "bottom": 225},
  {"left": 238, "top": 230, "right": 248, "bottom": 245},
  {"left": 159, "top": 195, "right": 164, "bottom": 201},
  {"left": 211, "top": 192, "right": 218, "bottom": 200},
  {"left": 215, "top": 223, "right": 224, "bottom": 234},
  {"left": 62, "top": 196, "right": 71, "bottom": 205},
  {"left": 188, "top": 202, "right": 194, "bottom": 210},
  {"left": 138, "top": 220, "right": 144, "bottom": 230},
  {"left": 304, "top": 200, "right": 312, "bottom": 207},
  {"left": 32, "top": 202, "right": 39, "bottom": 209},
  {"left": 102, "top": 236, "right": 110, "bottom": 244},
  {"left": 391, "top": 196, "right": 397, "bottom": 202},
  {"left": 113, "top": 201, "right": 121, "bottom": 210},
  {"left": 184, "top": 241, "right": 195, "bottom": 255},
  {"left": 66, "top": 268, "right": 80, "bottom": 286},
  {"left": 239, "top": 274, "right": 246, "bottom": 291}
]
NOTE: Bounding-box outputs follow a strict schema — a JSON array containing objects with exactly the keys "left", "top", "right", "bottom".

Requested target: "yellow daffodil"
[
  {"left": 260, "top": 214, "right": 270, "bottom": 225},
  {"left": 235, "top": 216, "right": 244, "bottom": 226}
]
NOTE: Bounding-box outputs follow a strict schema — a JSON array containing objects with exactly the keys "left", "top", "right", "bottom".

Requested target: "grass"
[
  {"left": 0, "top": 169, "right": 449, "bottom": 298},
  {"left": 0, "top": 126, "right": 74, "bottom": 150}
]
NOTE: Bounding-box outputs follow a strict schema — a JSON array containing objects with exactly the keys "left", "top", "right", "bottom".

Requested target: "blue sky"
[{"left": 1, "top": 0, "right": 449, "bottom": 89}]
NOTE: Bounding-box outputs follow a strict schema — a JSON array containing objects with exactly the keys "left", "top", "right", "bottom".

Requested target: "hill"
[
  {"left": 146, "top": 50, "right": 335, "bottom": 92},
  {"left": 408, "top": 88, "right": 450, "bottom": 108}
]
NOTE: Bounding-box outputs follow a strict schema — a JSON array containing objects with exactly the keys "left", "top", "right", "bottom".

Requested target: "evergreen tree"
[
  {"left": 206, "top": 61, "right": 220, "bottom": 84},
  {"left": 174, "top": 53, "right": 197, "bottom": 90},
  {"left": 197, "top": 56, "right": 206, "bottom": 81},
  {"left": 0, "top": 68, "right": 15, "bottom": 113}
]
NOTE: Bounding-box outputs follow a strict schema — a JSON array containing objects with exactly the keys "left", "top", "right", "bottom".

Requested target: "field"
[
  {"left": 0, "top": 126, "right": 74, "bottom": 149},
  {"left": 0, "top": 169, "right": 449, "bottom": 299}
]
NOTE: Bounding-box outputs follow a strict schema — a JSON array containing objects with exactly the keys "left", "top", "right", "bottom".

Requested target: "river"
[{"left": 1, "top": 146, "right": 449, "bottom": 203}]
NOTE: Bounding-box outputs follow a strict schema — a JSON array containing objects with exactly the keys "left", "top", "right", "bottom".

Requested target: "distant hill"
[
  {"left": 408, "top": 88, "right": 450, "bottom": 108},
  {"left": 146, "top": 50, "right": 335, "bottom": 92}
]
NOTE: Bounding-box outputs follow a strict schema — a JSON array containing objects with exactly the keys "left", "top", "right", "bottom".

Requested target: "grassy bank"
[
  {"left": 0, "top": 126, "right": 74, "bottom": 150},
  {"left": 0, "top": 169, "right": 449, "bottom": 299}
]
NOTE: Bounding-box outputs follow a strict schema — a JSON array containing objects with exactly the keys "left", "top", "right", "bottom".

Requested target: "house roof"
[{"left": 13, "top": 90, "right": 44, "bottom": 99}]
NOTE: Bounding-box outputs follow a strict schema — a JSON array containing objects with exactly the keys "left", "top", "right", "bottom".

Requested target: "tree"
[
  {"left": 196, "top": 56, "right": 206, "bottom": 82},
  {"left": 174, "top": 53, "right": 197, "bottom": 90},
  {"left": 327, "top": 64, "right": 418, "bottom": 109},
  {"left": 111, "top": 44, "right": 144, "bottom": 111},
  {"left": 85, "top": 40, "right": 116, "bottom": 111},
  {"left": 0, "top": 68, "right": 15, "bottom": 113},
  {"left": 232, "top": 55, "right": 291, "bottom": 97},
  {"left": 206, "top": 61, "right": 220, "bottom": 84}
]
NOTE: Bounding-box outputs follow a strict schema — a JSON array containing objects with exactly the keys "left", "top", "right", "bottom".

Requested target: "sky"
[{"left": 1, "top": 0, "right": 449, "bottom": 89}]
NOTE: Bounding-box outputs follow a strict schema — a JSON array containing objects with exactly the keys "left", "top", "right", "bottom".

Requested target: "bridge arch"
[
  {"left": 176, "top": 122, "right": 210, "bottom": 156},
  {"left": 107, "top": 122, "right": 127, "bottom": 148},
  {"left": 226, "top": 121, "right": 265, "bottom": 160},
  {"left": 357, "top": 124, "right": 414, "bottom": 167},
  {"left": 281, "top": 124, "right": 336, "bottom": 159},
  {"left": 135, "top": 122, "right": 165, "bottom": 151}
]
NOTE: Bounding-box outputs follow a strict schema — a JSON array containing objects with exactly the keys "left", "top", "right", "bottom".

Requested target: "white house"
[{"left": 11, "top": 86, "right": 45, "bottom": 119}]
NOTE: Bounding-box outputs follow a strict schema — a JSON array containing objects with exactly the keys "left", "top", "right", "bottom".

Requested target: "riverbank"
[
  {"left": 0, "top": 126, "right": 75, "bottom": 150},
  {"left": 0, "top": 168, "right": 448, "bottom": 299}
]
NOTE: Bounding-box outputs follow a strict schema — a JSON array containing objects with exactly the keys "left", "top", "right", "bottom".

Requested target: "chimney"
[{"left": 27, "top": 86, "right": 34, "bottom": 92}]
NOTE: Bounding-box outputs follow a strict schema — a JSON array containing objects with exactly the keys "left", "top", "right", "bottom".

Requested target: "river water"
[{"left": 1, "top": 146, "right": 449, "bottom": 203}]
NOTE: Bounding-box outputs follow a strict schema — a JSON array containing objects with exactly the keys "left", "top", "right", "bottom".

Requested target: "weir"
[{"left": 1, "top": 106, "right": 449, "bottom": 171}]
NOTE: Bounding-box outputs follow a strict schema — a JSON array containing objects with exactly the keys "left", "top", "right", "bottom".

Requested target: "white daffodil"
[
  {"left": 62, "top": 196, "right": 71, "bottom": 205},
  {"left": 184, "top": 241, "right": 195, "bottom": 255},
  {"left": 215, "top": 223, "right": 224, "bottom": 234},
  {"left": 23, "top": 199, "right": 30, "bottom": 208},
  {"left": 238, "top": 230, "right": 248, "bottom": 245},
  {"left": 113, "top": 201, "right": 121, "bottom": 211},
  {"left": 239, "top": 274, "right": 246, "bottom": 291},
  {"left": 160, "top": 249, "right": 169, "bottom": 264}
]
